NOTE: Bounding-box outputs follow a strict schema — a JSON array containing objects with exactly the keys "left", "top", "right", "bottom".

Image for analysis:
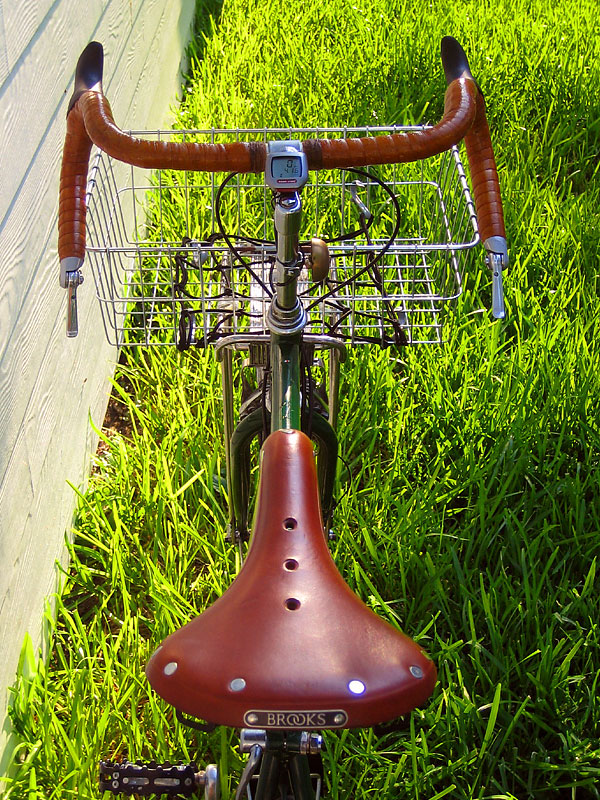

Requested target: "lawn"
[{"left": 3, "top": 0, "right": 600, "bottom": 798}]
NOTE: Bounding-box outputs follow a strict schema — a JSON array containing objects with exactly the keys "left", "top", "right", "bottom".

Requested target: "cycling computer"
[{"left": 265, "top": 141, "right": 309, "bottom": 190}]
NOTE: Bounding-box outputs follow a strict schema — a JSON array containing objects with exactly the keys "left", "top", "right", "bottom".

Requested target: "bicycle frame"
[
  {"left": 265, "top": 188, "right": 307, "bottom": 434},
  {"left": 217, "top": 183, "right": 344, "bottom": 545}
]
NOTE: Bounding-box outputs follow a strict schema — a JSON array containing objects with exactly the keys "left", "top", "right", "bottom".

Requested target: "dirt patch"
[{"left": 94, "top": 355, "right": 135, "bottom": 467}]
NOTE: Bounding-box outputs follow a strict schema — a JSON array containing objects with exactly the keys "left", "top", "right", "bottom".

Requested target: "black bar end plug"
[
  {"left": 67, "top": 41, "right": 104, "bottom": 113},
  {"left": 440, "top": 36, "right": 474, "bottom": 86}
]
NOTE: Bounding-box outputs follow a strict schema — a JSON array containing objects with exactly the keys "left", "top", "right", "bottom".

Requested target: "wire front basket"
[{"left": 85, "top": 126, "right": 479, "bottom": 348}]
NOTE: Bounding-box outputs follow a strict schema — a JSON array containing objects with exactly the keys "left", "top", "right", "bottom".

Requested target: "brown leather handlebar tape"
[
  {"left": 58, "top": 76, "right": 483, "bottom": 264},
  {"left": 78, "top": 91, "right": 267, "bottom": 173},
  {"left": 463, "top": 90, "right": 506, "bottom": 242},
  {"left": 58, "top": 90, "right": 266, "bottom": 263},
  {"left": 302, "top": 77, "right": 478, "bottom": 169},
  {"left": 58, "top": 102, "right": 93, "bottom": 262}
]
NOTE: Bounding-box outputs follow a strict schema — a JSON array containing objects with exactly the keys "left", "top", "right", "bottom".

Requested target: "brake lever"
[
  {"left": 483, "top": 236, "right": 508, "bottom": 320},
  {"left": 65, "top": 270, "right": 84, "bottom": 337}
]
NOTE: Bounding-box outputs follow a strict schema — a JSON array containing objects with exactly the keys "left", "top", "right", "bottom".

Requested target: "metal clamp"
[{"left": 240, "top": 729, "right": 268, "bottom": 754}]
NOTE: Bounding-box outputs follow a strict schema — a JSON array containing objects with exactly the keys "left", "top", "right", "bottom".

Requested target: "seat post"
[{"left": 250, "top": 732, "right": 316, "bottom": 800}]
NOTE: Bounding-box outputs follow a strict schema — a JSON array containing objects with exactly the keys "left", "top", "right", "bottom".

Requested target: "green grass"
[{"left": 4, "top": 0, "right": 600, "bottom": 797}]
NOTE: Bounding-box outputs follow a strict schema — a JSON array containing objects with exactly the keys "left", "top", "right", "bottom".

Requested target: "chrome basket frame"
[{"left": 84, "top": 126, "right": 479, "bottom": 348}]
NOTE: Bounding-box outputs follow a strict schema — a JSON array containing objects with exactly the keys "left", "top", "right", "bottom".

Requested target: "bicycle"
[{"left": 59, "top": 35, "right": 507, "bottom": 800}]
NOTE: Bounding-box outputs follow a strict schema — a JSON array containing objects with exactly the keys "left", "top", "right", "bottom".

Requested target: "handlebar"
[{"left": 58, "top": 37, "right": 507, "bottom": 317}]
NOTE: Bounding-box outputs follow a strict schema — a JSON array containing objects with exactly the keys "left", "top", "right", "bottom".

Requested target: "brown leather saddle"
[{"left": 146, "top": 429, "right": 436, "bottom": 729}]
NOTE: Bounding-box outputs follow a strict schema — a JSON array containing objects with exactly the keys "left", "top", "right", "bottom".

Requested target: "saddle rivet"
[
  {"left": 230, "top": 677, "right": 246, "bottom": 692},
  {"left": 246, "top": 713, "right": 259, "bottom": 725},
  {"left": 163, "top": 661, "right": 178, "bottom": 676},
  {"left": 410, "top": 665, "right": 424, "bottom": 679},
  {"left": 333, "top": 713, "right": 346, "bottom": 725},
  {"left": 348, "top": 679, "right": 366, "bottom": 695}
]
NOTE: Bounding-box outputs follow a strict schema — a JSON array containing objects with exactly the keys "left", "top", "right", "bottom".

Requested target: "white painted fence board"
[
  {"left": 0, "top": 0, "right": 153, "bottom": 235},
  {"left": 0, "top": 0, "right": 191, "bottom": 469},
  {"left": 1, "top": 0, "right": 57, "bottom": 80},
  {"left": 0, "top": 0, "right": 196, "bottom": 773},
  {"left": 0, "top": 4, "right": 9, "bottom": 87},
  {"left": 0, "top": 0, "right": 191, "bottom": 511}
]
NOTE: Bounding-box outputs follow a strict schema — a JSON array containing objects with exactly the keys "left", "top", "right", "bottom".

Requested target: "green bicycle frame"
[
  {"left": 270, "top": 333, "right": 301, "bottom": 431},
  {"left": 268, "top": 190, "right": 306, "bottom": 433}
]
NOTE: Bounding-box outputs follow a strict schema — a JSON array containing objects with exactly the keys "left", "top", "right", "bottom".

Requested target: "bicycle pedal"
[{"left": 99, "top": 759, "right": 219, "bottom": 798}]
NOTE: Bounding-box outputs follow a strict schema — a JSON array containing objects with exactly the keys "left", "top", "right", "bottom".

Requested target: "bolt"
[
  {"left": 307, "top": 733, "right": 323, "bottom": 754},
  {"left": 196, "top": 770, "right": 206, "bottom": 787}
]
